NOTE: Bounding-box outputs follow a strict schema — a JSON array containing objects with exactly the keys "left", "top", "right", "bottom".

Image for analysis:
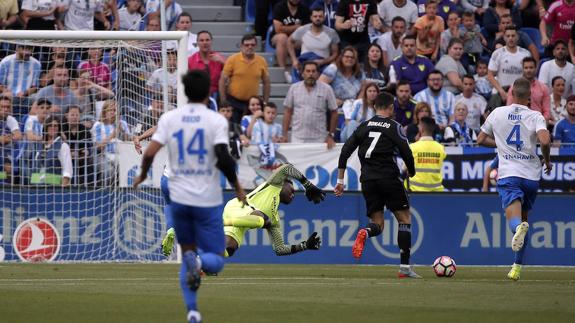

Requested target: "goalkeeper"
[{"left": 223, "top": 163, "right": 325, "bottom": 257}]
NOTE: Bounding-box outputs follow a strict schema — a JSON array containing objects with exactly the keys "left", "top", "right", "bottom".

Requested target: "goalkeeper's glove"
[
  {"left": 305, "top": 183, "right": 326, "bottom": 204},
  {"left": 300, "top": 232, "right": 321, "bottom": 250}
]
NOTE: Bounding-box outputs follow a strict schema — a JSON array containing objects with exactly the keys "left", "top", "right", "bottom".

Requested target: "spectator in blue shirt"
[
  {"left": 389, "top": 34, "right": 435, "bottom": 95},
  {"left": 393, "top": 80, "right": 417, "bottom": 127},
  {"left": 553, "top": 95, "right": 575, "bottom": 146}
]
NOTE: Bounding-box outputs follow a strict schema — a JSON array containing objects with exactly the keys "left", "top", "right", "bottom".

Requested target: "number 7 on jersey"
[{"left": 366, "top": 132, "right": 381, "bottom": 158}]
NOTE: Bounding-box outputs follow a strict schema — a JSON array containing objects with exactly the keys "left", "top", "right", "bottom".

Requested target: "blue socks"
[
  {"left": 179, "top": 261, "right": 197, "bottom": 311},
  {"left": 179, "top": 251, "right": 225, "bottom": 312},
  {"left": 164, "top": 204, "right": 174, "bottom": 230},
  {"left": 508, "top": 217, "right": 521, "bottom": 233}
]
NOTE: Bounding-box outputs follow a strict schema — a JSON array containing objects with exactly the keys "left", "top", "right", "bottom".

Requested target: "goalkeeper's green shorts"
[{"left": 222, "top": 198, "right": 252, "bottom": 246}]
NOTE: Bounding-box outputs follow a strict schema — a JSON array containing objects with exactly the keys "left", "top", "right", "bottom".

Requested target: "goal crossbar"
[{"left": 1, "top": 30, "right": 189, "bottom": 107}]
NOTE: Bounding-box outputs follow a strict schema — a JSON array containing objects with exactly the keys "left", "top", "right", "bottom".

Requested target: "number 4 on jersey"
[
  {"left": 173, "top": 129, "right": 207, "bottom": 164},
  {"left": 506, "top": 125, "right": 523, "bottom": 151}
]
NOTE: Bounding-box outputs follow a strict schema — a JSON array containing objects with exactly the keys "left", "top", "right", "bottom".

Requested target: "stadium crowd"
[{"left": 1, "top": 0, "right": 575, "bottom": 187}]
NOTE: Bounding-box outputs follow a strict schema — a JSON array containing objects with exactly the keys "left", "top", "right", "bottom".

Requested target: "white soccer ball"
[{"left": 432, "top": 256, "right": 457, "bottom": 277}]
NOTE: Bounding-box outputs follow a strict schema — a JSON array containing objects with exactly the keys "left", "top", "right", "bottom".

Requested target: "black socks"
[{"left": 398, "top": 223, "right": 412, "bottom": 265}]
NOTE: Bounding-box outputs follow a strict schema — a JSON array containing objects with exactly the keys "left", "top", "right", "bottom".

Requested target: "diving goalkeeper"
[{"left": 223, "top": 163, "right": 326, "bottom": 257}]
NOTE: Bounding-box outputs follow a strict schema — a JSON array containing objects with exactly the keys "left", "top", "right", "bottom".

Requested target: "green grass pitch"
[{"left": 1, "top": 263, "right": 574, "bottom": 323}]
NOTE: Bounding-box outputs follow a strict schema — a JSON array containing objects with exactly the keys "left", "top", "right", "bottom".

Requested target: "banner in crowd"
[
  {"left": 118, "top": 143, "right": 575, "bottom": 192},
  {"left": 1, "top": 189, "right": 573, "bottom": 265}
]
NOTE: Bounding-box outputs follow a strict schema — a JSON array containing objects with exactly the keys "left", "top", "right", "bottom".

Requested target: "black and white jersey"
[{"left": 338, "top": 115, "right": 415, "bottom": 182}]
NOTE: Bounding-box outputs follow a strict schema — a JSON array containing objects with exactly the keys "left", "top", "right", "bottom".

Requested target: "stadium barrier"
[
  {"left": 1, "top": 189, "right": 573, "bottom": 265},
  {"left": 119, "top": 143, "right": 575, "bottom": 192}
]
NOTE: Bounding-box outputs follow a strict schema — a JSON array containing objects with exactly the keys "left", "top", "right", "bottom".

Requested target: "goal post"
[
  {"left": 0, "top": 31, "right": 188, "bottom": 262},
  {"left": 0, "top": 30, "right": 189, "bottom": 108}
]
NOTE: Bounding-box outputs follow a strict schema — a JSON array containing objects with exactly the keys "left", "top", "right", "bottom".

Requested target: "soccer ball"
[{"left": 432, "top": 256, "right": 457, "bottom": 277}]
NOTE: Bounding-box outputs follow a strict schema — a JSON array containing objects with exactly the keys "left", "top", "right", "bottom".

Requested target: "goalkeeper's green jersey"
[{"left": 245, "top": 182, "right": 282, "bottom": 226}]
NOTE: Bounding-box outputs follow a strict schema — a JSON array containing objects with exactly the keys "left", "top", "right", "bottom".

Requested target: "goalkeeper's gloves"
[
  {"left": 304, "top": 183, "right": 326, "bottom": 204},
  {"left": 300, "top": 232, "right": 321, "bottom": 250}
]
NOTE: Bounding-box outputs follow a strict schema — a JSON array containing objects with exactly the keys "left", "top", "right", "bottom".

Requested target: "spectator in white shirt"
[
  {"left": 455, "top": 75, "right": 487, "bottom": 134},
  {"left": 377, "top": 0, "right": 418, "bottom": 31},
  {"left": 173, "top": 12, "right": 198, "bottom": 57},
  {"left": 487, "top": 26, "right": 530, "bottom": 103},
  {"left": 376, "top": 16, "right": 406, "bottom": 67},
  {"left": 538, "top": 40, "right": 575, "bottom": 98},
  {"left": 118, "top": 0, "right": 143, "bottom": 31},
  {"left": 57, "top": 0, "right": 109, "bottom": 31}
]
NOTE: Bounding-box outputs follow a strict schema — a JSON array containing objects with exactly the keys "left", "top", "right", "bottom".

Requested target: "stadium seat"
[{"left": 521, "top": 27, "right": 545, "bottom": 56}]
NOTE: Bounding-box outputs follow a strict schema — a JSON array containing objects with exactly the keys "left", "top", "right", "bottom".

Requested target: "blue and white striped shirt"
[
  {"left": 24, "top": 115, "right": 42, "bottom": 138},
  {"left": 91, "top": 121, "right": 131, "bottom": 155},
  {"left": 0, "top": 54, "right": 41, "bottom": 96},
  {"left": 413, "top": 88, "right": 455, "bottom": 127},
  {"left": 251, "top": 119, "right": 282, "bottom": 145}
]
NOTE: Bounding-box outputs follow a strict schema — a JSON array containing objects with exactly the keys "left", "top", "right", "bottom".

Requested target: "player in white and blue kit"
[
  {"left": 478, "top": 77, "right": 552, "bottom": 281},
  {"left": 134, "top": 70, "right": 246, "bottom": 323}
]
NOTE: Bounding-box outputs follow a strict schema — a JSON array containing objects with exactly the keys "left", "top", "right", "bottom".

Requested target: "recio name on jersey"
[
  {"left": 502, "top": 153, "right": 536, "bottom": 160},
  {"left": 182, "top": 116, "right": 201, "bottom": 123},
  {"left": 508, "top": 114, "right": 522, "bottom": 121},
  {"left": 172, "top": 168, "right": 213, "bottom": 176},
  {"left": 367, "top": 121, "right": 391, "bottom": 128}
]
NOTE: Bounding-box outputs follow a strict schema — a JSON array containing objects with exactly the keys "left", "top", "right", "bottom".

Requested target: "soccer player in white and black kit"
[
  {"left": 334, "top": 92, "right": 421, "bottom": 278},
  {"left": 133, "top": 70, "right": 246, "bottom": 322},
  {"left": 478, "top": 77, "right": 552, "bottom": 281}
]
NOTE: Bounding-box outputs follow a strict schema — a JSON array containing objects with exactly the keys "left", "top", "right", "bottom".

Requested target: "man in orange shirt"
[{"left": 219, "top": 34, "right": 271, "bottom": 124}]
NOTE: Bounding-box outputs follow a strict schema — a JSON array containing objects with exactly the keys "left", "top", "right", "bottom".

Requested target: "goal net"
[{"left": 0, "top": 31, "right": 187, "bottom": 262}]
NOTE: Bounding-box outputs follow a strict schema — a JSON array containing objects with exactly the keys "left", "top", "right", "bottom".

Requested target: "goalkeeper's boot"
[
  {"left": 511, "top": 222, "right": 529, "bottom": 252},
  {"left": 398, "top": 266, "right": 423, "bottom": 279},
  {"left": 183, "top": 250, "right": 202, "bottom": 291},
  {"left": 507, "top": 264, "right": 521, "bottom": 281},
  {"left": 187, "top": 310, "right": 202, "bottom": 323},
  {"left": 161, "top": 228, "right": 176, "bottom": 257},
  {"left": 352, "top": 229, "right": 368, "bottom": 259}
]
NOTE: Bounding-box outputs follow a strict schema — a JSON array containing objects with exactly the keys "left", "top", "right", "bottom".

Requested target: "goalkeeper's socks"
[
  {"left": 179, "top": 261, "right": 198, "bottom": 311},
  {"left": 366, "top": 222, "right": 382, "bottom": 237},
  {"left": 508, "top": 217, "right": 521, "bottom": 233},
  {"left": 224, "top": 214, "right": 265, "bottom": 229},
  {"left": 164, "top": 204, "right": 174, "bottom": 229},
  {"left": 514, "top": 230, "right": 529, "bottom": 265},
  {"left": 199, "top": 252, "right": 224, "bottom": 274},
  {"left": 398, "top": 224, "right": 412, "bottom": 265}
]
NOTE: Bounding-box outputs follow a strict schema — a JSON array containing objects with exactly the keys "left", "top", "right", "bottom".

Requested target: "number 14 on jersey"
[{"left": 172, "top": 128, "right": 207, "bottom": 164}]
